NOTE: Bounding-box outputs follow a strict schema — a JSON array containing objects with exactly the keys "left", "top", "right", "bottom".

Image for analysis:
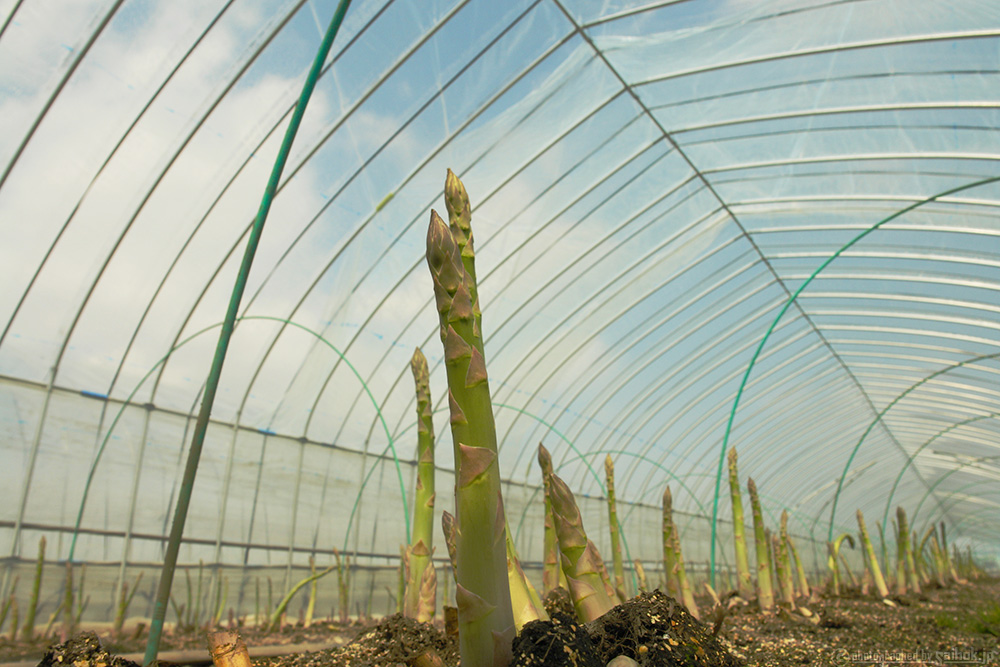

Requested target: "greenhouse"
[{"left": 1, "top": 0, "right": 998, "bottom": 665}]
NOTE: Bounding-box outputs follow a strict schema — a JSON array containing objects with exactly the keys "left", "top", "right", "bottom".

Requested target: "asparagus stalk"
[
  {"left": 856, "top": 510, "right": 890, "bottom": 598},
  {"left": 114, "top": 572, "right": 144, "bottom": 638},
  {"left": 62, "top": 562, "right": 74, "bottom": 640},
  {"left": 442, "top": 511, "right": 458, "bottom": 575},
  {"left": 268, "top": 563, "right": 336, "bottom": 631},
  {"left": 398, "top": 546, "right": 407, "bottom": 615},
  {"left": 548, "top": 472, "right": 615, "bottom": 622},
  {"left": 893, "top": 517, "right": 905, "bottom": 595},
  {"left": 505, "top": 529, "right": 547, "bottom": 629},
  {"left": 662, "top": 486, "right": 678, "bottom": 598},
  {"left": 0, "top": 578, "right": 18, "bottom": 638},
  {"left": 305, "top": 558, "right": 317, "bottom": 627},
  {"left": 839, "top": 550, "right": 859, "bottom": 588},
  {"left": 537, "top": 444, "right": 567, "bottom": 595},
  {"left": 634, "top": 560, "right": 649, "bottom": 594},
  {"left": 896, "top": 507, "right": 920, "bottom": 594},
  {"left": 876, "top": 520, "right": 890, "bottom": 590},
  {"left": 747, "top": 478, "right": 773, "bottom": 610},
  {"left": 23, "top": 536, "right": 44, "bottom": 640},
  {"left": 671, "top": 520, "right": 699, "bottom": 620},
  {"left": 777, "top": 512, "right": 795, "bottom": 606},
  {"left": 604, "top": 455, "right": 626, "bottom": 603},
  {"left": 426, "top": 173, "right": 514, "bottom": 666},
  {"left": 727, "top": 449, "right": 753, "bottom": 600},
  {"left": 786, "top": 532, "right": 810, "bottom": 599},
  {"left": 417, "top": 559, "right": 437, "bottom": 623},
  {"left": 592, "top": 540, "right": 620, "bottom": 606},
  {"left": 404, "top": 347, "right": 436, "bottom": 620},
  {"left": 827, "top": 533, "right": 855, "bottom": 595}
]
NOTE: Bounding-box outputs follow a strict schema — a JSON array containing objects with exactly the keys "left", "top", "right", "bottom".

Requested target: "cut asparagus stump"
[
  {"left": 662, "top": 487, "right": 678, "bottom": 599},
  {"left": 426, "top": 173, "right": 514, "bottom": 667},
  {"left": 856, "top": 510, "right": 890, "bottom": 599}
]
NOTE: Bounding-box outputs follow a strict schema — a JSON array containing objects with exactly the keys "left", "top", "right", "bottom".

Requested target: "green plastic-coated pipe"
[
  {"left": 707, "top": 174, "right": 1000, "bottom": 587},
  {"left": 142, "top": 4, "right": 351, "bottom": 664}
]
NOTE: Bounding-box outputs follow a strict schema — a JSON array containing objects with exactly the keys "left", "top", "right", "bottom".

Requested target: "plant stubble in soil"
[{"left": 3, "top": 578, "right": 998, "bottom": 667}]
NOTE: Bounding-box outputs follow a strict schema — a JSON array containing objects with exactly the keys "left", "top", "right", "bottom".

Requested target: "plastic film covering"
[{"left": 1, "top": 0, "right": 999, "bottom": 618}]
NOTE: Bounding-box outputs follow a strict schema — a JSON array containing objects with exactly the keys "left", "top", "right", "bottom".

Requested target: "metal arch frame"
[
  {"left": 913, "top": 475, "right": 1000, "bottom": 543},
  {"left": 332, "top": 95, "right": 663, "bottom": 480},
  {"left": 2, "top": 0, "right": 326, "bottom": 569},
  {"left": 192, "top": 0, "right": 571, "bottom": 578},
  {"left": 65, "top": 315, "right": 406, "bottom": 557},
  {"left": 703, "top": 173, "right": 1000, "bottom": 585},
  {"left": 646, "top": 68, "right": 1000, "bottom": 119},
  {"left": 246, "top": 11, "right": 585, "bottom": 464},
  {"left": 911, "top": 457, "right": 1000, "bottom": 528},
  {"left": 370, "top": 111, "right": 660, "bottom": 457},
  {"left": 631, "top": 30, "right": 1000, "bottom": 88},
  {"left": 504, "top": 247, "right": 767, "bottom": 488},
  {"left": 629, "top": 352, "right": 861, "bottom": 511},
  {"left": 0, "top": 0, "right": 128, "bottom": 191},
  {"left": 49, "top": 0, "right": 568, "bottom": 578},
  {"left": 826, "top": 350, "right": 1000, "bottom": 542},
  {"left": 551, "top": 0, "right": 979, "bottom": 587},
  {"left": 488, "top": 201, "right": 740, "bottom": 471},
  {"left": 500, "top": 246, "right": 763, "bottom": 482}
]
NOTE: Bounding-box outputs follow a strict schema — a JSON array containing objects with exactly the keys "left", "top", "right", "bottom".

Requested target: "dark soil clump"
[
  {"left": 512, "top": 611, "right": 602, "bottom": 667},
  {"left": 37, "top": 632, "right": 140, "bottom": 667},
  {"left": 587, "top": 591, "right": 741, "bottom": 667},
  {"left": 260, "top": 614, "right": 457, "bottom": 667}
]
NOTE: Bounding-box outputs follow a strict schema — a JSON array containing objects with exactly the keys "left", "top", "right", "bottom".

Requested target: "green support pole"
[{"left": 142, "top": 3, "right": 352, "bottom": 664}]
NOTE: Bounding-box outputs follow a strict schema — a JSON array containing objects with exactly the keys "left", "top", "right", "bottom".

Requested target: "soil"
[{"left": 1, "top": 578, "right": 997, "bottom": 667}]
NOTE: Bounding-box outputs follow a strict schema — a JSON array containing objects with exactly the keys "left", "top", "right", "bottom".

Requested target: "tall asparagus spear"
[
  {"left": 537, "top": 444, "right": 567, "bottom": 595},
  {"left": 662, "top": 486, "right": 678, "bottom": 598},
  {"left": 604, "top": 455, "right": 626, "bottom": 603},
  {"left": 777, "top": 512, "right": 795, "bottom": 606},
  {"left": 404, "top": 348, "right": 436, "bottom": 620},
  {"left": 727, "top": 449, "right": 753, "bottom": 600},
  {"left": 786, "top": 531, "right": 810, "bottom": 599},
  {"left": 856, "top": 510, "right": 890, "bottom": 598},
  {"left": 426, "top": 173, "right": 514, "bottom": 667},
  {"left": 898, "top": 508, "right": 920, "bottom": 593},
  {"left": 548, "top": 472, "right": 615, "bottom": 622},
  {"left": 747, "top": 478, "right": 773, "bottom": 610}
]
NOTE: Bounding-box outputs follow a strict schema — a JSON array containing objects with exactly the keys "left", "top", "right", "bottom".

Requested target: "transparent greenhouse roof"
[{"left": 1, "top": 0, "right": 999, "bottom": 578}]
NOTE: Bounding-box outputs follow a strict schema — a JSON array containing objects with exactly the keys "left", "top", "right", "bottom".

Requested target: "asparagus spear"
[
  {"left": 426, "top": 173, "right": 514, "bottom": 666},
  {"left": 671, "top": 520, "right": 699, "bottom": 620},
  {"left": 727, "top": 449, "right": 754, "bottom": 600},
  {"left": 898, "top": 508, "right": 920, "bottom": 593},
  {"left": 827, "top": 533, "right": 855, "bottom": 596},
  {"left": 786, "top": 531, "right": 810, "bottom": 599},
  {"left": 777, "top": 512, "right": 795, "bottom": 606},
  {"left": 604, "top": 455, "right": 627, "bottom": 603},
  {"left": 856, "top": 510, "right": 890, "bottom": 598},
  {"left": 404, "top": 347, "right": 436, "bottom": 620},
  {"left": 22, "top": 536, "right": 44, "bottom": 640},
  {"left": 505, "top": 524, "right": 547, "bottom": 629},
  {"left": 747, "top": 478, "right": 773, "bottom": 610},
  {"left": 634, "top": 560, "right": 649, "bottom": 594},
  {"left": 662, "top": 486, "right": 678, "bottom": 598},
  {"left": 537, "top": 444, "right": 567, "bottom": 595},
  {"left": 548, "top": 472, "right": 615, "bottom": 622}
]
